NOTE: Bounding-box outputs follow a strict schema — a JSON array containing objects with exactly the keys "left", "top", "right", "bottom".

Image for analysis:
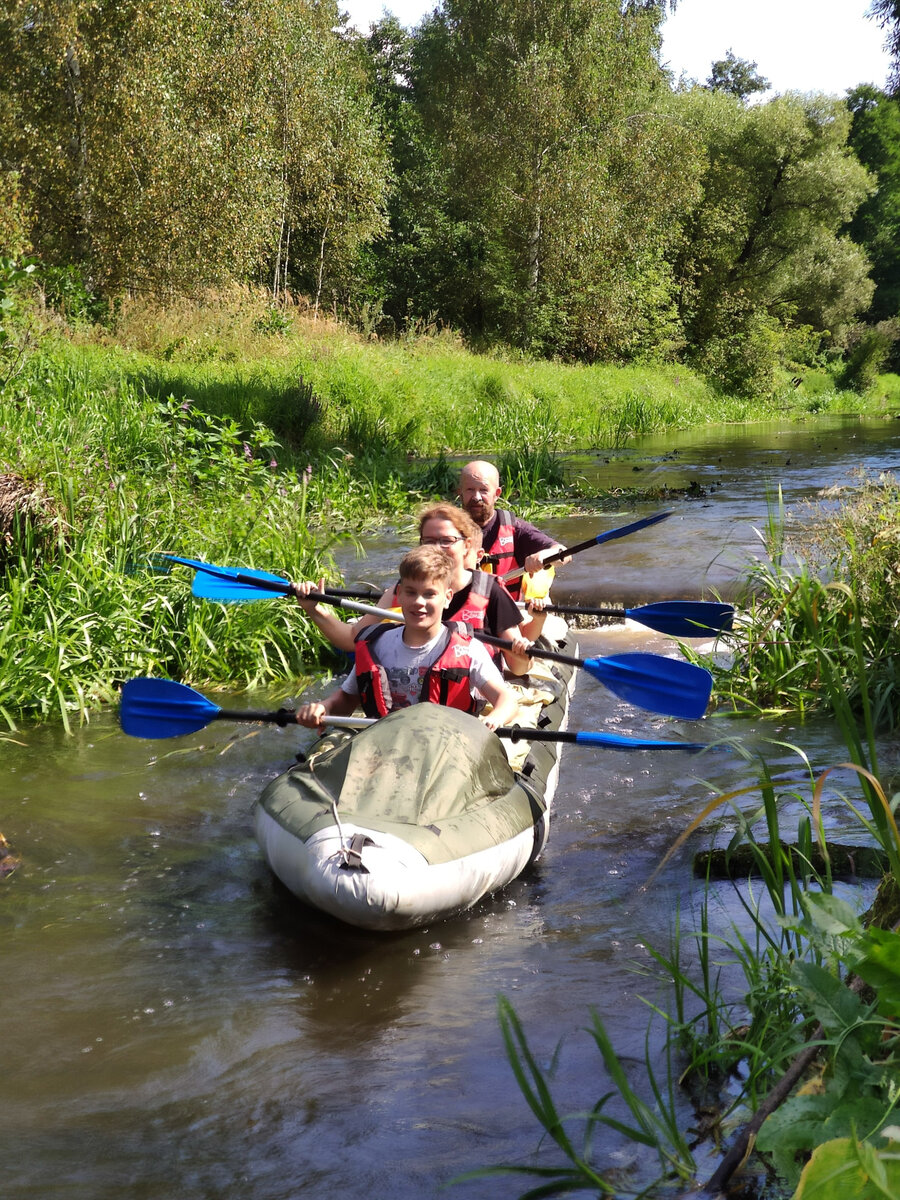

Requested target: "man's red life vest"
[
  {"left": 353, "top": 622, "right": 478, "bottom": 719},
  {"left": 482, "top": 509, "right": 521, "bottom": 599}
]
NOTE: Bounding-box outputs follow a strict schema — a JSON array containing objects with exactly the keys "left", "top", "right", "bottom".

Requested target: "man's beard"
[{"left": 465, "top": 501, "right": 490, "bottom": 525}]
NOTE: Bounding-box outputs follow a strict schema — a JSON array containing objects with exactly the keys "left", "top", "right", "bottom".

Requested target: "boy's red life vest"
[
  {"left": 482, "top": 510, "right": 520, "bottom": 599},
  {"left": 391, "top": 570, "right": 503, "bottom": 664},
  {"left": 353, "top": 622, "right": 478, "bottom": 719}
]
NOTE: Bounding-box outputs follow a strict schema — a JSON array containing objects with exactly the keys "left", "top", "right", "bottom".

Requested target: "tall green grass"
[
  {"left": 710, "top": 474, "right": 900, "bottom": 735},
  {"left": 58, "top": 287, "right": 898, "bottom": 463},
  {"left": 0, "top": 354, "right": 403, "bottom": 727}
]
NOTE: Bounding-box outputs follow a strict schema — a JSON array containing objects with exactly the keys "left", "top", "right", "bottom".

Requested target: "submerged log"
[{"left": 694, "top": 841, "right": 889, "bottom": 880}]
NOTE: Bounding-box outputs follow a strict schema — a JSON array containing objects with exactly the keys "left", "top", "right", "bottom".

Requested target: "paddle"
[
  {"left": 528, "top": 599, "right": 734, "bottom": 638},
  {"left": 163, "top": 558, "right": 714, "bottom": 718},
  {"left": 475, "top": 633, "right": 712, "bottom": 719},
  {"left": 160, "top": 555, "right": 383, "bottom": 602},
  {"left": 165, "top": 552, "right": 730, "bottom": 637},
  {"left": 119, "top": 678, "right": 711, "bottom": 750},
  {"left": 164, "top": 509, "right": 672, "bottom": 598},
  {"left": 498, "top": 509, "right": 673, "bottom": 584}
]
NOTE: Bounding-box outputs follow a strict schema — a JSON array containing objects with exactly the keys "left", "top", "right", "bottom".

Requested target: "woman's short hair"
[{"left": 417, "top": 503, "right": 481, "bottom": 545}]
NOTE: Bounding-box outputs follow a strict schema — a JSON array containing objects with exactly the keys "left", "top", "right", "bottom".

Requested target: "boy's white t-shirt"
[{"left": 341, "top": 626, "right": 503, "bottom": 710}]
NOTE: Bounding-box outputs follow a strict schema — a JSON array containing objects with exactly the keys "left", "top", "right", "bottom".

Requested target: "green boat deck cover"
[{"left": 259, "top": 706, "right": 545, "bottom": 865}]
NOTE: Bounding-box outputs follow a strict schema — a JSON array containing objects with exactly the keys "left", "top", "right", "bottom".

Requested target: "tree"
[
  {"left": 706, "top": 49, "right": 769, "bottom": 101},
  {"left": 265, "top": 7, "right": 390, "bottom": 311},
  {"left": 672, "top": 89, "right": 874, "bottom": 392},
  {"left": 0, "top": 0, "right": 388, "bottom": 302},
  {"left": 870, "top": 0, "right": 900, "bottom": 94},
  {"left": 390, "top": 0, "right": 703, "bottom": 358},
  {"left": 846, "top": 85, "right": 900, "bottom": 333}
]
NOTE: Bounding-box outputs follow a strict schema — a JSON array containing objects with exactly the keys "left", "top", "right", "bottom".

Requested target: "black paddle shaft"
[
  {"left": 497, "top": 726, "right": 582, "bottom": 744},
  {"left": 541, "top": 509, "right": 673, "bottom": 568},
  {"left": 215, "top": 707, "right": 297, "bottom": 726},
  {"left": 476, "top": 632, "right": 581, "bottom": 669}
]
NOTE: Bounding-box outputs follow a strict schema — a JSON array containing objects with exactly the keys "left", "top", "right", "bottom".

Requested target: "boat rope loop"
[{"left": 307, "top": 757, "right": 371, "bottom": 872}]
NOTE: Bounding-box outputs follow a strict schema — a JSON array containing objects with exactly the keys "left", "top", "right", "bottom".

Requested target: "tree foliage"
[
  {"left": 0, "top": 0, "right": 887, "bottom": 393},
  {"left": 706, "top": 49, "right": 770, "bottom": 101},
  {"left": 0, "top": 0, "right": 388, "bottom": 300},
  {"left": 870, "top": 0, "right": 900, "bottom": 94},
  {"left": 672, "top": 89, "right": 874, "bottom": 393},
  {"left": 376, "top": 0, "right": 703, "bottom": 359},
  {"left": 846, "top": 85, "right": 900, "bottom": 330}
]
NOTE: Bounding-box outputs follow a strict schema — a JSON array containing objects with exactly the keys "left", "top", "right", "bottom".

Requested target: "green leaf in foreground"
[{"left": 794, "top": 1134, "right": 900, "bottom": 1199}]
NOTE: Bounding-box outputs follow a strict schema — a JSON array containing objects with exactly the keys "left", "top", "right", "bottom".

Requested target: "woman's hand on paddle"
[
  {"left": 295, "top": 701, "right": 327, "bottom": 731},
  {"left": 289, "top": 577, "right": 328, "bottom": 614}
]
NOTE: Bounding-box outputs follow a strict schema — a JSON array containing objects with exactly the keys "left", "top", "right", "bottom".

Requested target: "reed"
[
  {"left": 457, "top": 996, "right": 695, "bottom": 1196},
  {"left": 0, "top": 357, "right": 364, "bottom": 726},
  {"left": 710, "top": 475, "right": 900, "bottom": 735}
]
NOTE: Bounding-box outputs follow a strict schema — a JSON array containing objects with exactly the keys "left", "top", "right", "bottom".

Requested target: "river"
[{"left": 2, "top": 414, "right": 897, "bottom": 1198}]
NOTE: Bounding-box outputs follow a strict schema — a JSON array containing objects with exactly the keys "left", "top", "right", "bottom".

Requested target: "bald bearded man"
[{"left": 457, "top": 459, "right": 568, "bottom": 601}]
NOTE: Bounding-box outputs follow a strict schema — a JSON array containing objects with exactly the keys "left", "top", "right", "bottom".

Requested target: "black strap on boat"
[{"left": 340, "top": 832, "right": 373, "bottom": 872}]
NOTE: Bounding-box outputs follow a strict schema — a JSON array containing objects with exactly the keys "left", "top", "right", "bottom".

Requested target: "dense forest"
[{"left": 3, "top": 0, "right": 900, "bottom": 395}]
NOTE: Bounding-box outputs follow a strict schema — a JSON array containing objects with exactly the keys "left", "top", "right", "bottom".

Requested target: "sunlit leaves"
[
  {"left": 0, "top": 0, "right": 388, "bottom": 301},
  {"left": 671, "top": 89, "right": 874, "bottom": 392},
  {"left": 383, "top": 0, "right": 703, "bottom": 358}
]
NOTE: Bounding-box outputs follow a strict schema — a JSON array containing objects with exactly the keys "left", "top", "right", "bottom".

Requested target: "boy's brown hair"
[{"left": 398, "top": 544, "right": 453, "bottom": 586}]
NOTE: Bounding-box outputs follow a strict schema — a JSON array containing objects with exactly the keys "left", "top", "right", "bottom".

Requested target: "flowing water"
[
  {"left": 3, "top": 415, "right": 898, "bottom": 1199},
  {"left": 339, "top": 412, "right": 900, "bottom": 603}
]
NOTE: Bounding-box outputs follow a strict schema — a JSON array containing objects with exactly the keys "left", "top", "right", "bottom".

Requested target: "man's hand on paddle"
[{"left": 523, "top": 545, "right": 570, "bottom": 576}]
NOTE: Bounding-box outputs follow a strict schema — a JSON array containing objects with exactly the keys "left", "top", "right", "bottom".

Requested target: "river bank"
[
  {"left": 44, "top": 288, "right": 900, "bottom": 459},
  {"left": 3, "top": 291, "right": 900, "bottom": 725}
]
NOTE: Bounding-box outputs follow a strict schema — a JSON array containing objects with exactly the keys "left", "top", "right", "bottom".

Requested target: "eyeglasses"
[{"left": 419, "top": 535, "right": 465, "bottom": 548}]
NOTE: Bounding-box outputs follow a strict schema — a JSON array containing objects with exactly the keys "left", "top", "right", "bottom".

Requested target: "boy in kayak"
[{"left": 294, "top": 545, "right": 520, "bottom": 732}]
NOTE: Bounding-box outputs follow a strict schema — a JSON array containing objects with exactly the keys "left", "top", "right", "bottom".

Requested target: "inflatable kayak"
[{"left": 254, "top": 633, "right": 577, "bottom": 931}]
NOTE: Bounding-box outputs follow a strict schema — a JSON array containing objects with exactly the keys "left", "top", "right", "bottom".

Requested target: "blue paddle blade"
[
  {"left": 583, "top": 653, "right": 713, "bottom": 720},
  {"left": 191, "top": 565, "right": 291, "bottom": 603},
  {"left": 121, "top": 677, "right": 221, "bottom": 738},
  {"left": 572, "top": 731, "right": 708, "bottom": 750},
  {"left": 628, "top": 601, "right": 734, "bottom": 638}
]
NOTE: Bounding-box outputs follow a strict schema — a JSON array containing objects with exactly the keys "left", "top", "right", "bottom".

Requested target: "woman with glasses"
[{"left": 291, "top": 504, "right": 540, "bottom": 677}]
